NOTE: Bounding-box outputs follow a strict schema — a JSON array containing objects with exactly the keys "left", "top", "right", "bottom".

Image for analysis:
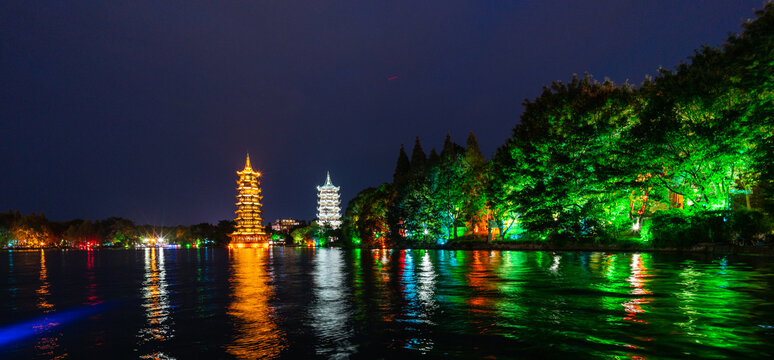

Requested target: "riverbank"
[{"left": 344, "top": 241, "right": 774, "bottom": 256}]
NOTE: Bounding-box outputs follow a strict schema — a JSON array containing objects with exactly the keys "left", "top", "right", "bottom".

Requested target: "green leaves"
[{"left": 343, "top": 4, "right": 774, "bottom": 246}]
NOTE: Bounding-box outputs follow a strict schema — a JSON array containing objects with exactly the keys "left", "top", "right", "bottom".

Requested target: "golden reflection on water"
[
  {"left": 138, "top": 247, "right": 173, "bottom": 359},
  {"left": 226, "top": 248, "right": 285, "bottom": 359},
  {"left": 36, "top": 249, "right": 53, "bottom": 310},
  {"left": 35, "top": 249, "right": 64, "bottom": 358}
]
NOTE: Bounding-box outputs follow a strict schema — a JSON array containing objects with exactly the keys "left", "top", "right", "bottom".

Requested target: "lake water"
[{"left": 1, "top": 248, "right": 773, "bottom": 359}]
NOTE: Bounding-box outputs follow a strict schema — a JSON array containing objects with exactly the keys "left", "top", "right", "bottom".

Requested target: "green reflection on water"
[
  {"left": 495, "top": 251, "right": 529, "bottom": 338},
  {"left": 671, "top": 257, "right": 762, "bottom": 354}
]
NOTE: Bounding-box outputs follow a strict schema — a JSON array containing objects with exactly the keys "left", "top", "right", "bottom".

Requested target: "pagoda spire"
[
  {"left": 325, "top": 171, "right": 332, "bottom": 186},
  {"left": 244, "top": 153, "right": 253, "bottom": 172}
]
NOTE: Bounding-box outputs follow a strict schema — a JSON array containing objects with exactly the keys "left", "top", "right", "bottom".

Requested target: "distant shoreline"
[{"left": 5, "top": 243, "right": 774, "bottom": 256}]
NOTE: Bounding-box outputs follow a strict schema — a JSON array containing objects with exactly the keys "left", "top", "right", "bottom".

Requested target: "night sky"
[{"left": 0, "top": 1, "right": 763, "bottom": 226}]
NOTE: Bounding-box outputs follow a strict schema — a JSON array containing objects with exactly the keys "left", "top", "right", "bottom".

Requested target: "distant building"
[
  {"left": 271, "top": 218, "right": 307, "bottom": 233},
  {"left": 316, "top": 172, "right": 342, "bottom": 229},
  {"left": 228, "top": 154, "right": 268, "bottom": 246}
]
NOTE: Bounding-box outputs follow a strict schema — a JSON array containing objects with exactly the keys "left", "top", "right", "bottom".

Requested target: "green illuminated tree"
[
  {"left": 433, "top": 134, "right": 468, "bottom": 239},
  {"left": 0, "top": 226, "right": 11, "bottom": 246},
  {"left": 462, "top": 132, "right": 488, "bottom": 235},
  {"left": 637, "top": 53, "right": 753, "bottom": 212},
  {"left": 484, "top": 142, "right": 522, "bottom": 242},
  {"left": 342, "top": 4, "right": 774, "bottom": 247},
  {"left": 342, "top": 184, "right": 394, "bottom": 246},
  {"left": 190, "top": 222, "right": 217, "bottom": 245},
  {"left": 97, "top": 217, "right": 138, "bottom": 246},
  {"left": 508, "top": 74, "right": 640, "bottom": 239}
]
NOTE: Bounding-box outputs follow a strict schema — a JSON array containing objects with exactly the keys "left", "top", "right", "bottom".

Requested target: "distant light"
[{"left": 632, "top": 222, "right": 640, "bottom": 232}]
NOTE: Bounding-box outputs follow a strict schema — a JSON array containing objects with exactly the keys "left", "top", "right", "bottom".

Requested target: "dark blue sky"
[{"left": 0, "top": 1, "right": 764, "bottom": 225}]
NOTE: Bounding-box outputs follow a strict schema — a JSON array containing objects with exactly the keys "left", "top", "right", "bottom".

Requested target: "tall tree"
[
  {"left": 343, "top": 184, "right": 394, "bottom": 247},
  {"left": 462, "top": 131, "right": 487, "bottom": 235},
  {"left": 465, "top": 131, "right": 485, "bottom": 167},
  {"left": 440, "top": 132, "right": 465, "bottom": 161},
  {"left": 510, "top": 74, "right": 640, "bottom": 239},
  {"left": 410, "top": 137, "right": 427, "bottom": 174},
  {"left": 484, "top": 143, "right": 522, "bottom": 242},
  {"left": 428, "top": 148, "right": 440, "bottom": 167},
  {"left": 393, "top": 144, "right": 411, "bottom": 186},
  {"left": 433, "top": 136, "right": 468, "bottom": 240}
]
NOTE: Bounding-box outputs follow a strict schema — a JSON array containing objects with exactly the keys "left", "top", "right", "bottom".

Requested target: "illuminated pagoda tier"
[
  {"left": 316, "top": 171, "right": 342, "bottom": 229},
  {"left": 229, "top": 154, "right": 268, "bottom": 246}
]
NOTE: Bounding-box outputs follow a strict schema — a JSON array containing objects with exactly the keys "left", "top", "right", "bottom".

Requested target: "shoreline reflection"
[
  {"left": 35, "top": 249, "right": 62, "bottom": 357},
  {"left": 226, "top": 248, "right": 284, "bottom": 359},
  {"left": 311, "top": 248, "right": 355, "bottom": 358},
  {"left": 138, "top": 247, "right": 173, "bottom": 359}
]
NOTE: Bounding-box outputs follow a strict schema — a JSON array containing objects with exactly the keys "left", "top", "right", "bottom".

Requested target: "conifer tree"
[
  {"left": 441, "top": 133, "right": 455, "bottom": 160},
  {"left": 393, "top": 144, "right": 411, "bottom": 186},
  {"left": 465, "top": 131, "right": 484, "bottom": 166},
  {"left": 410, "top": 136, "right": 427, "bottom": 174},
  {"left": 428, "top": 148, "right": 440, "bottom": 167}
]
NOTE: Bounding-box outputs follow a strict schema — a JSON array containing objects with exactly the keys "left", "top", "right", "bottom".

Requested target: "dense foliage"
[{"left": 343, "top": 5, "right": 774, "bottom": 247}]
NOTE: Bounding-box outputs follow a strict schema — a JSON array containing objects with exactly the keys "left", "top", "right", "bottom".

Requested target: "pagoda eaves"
[{"left": 229, "top": 154, "right": 268, "bottom": 246}]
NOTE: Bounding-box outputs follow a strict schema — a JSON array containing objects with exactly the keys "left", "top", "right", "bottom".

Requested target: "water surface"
[{"left": 1, "top": 248, "right": 772, "bottom": 359}]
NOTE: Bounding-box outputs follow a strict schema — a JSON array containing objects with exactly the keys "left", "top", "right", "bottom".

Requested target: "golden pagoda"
[{"left": 229, "top": 154, "right": 268, "bottom": 247}]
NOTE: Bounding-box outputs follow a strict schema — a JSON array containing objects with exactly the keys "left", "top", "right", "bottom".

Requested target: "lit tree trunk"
[
  {"left": 452, "top": 221, "right": 457, "bottom": 240},
  {"left": 745, "top": 185, "right": 751, "bottom": 209}
]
